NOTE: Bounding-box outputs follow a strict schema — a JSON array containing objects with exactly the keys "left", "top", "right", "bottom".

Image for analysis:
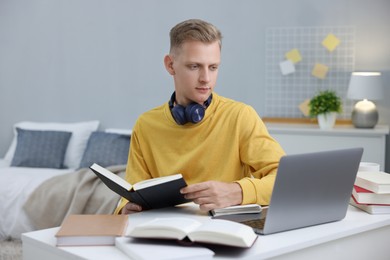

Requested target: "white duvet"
[{"left": 0, "top": 162, "right": 73, "bottom": 239}]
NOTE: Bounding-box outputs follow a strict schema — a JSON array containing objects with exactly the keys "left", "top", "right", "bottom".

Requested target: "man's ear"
[{"left": 164, "top": 55, "right": 175, "bottom": 75}]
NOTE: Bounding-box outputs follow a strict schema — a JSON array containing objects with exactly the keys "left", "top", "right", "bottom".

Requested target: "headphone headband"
[
  {"left": 169, "top": 92, "right": 212, "bottom": 125},
  {"left": 169, "top": 92, "right": 212, "bottom": 109}
]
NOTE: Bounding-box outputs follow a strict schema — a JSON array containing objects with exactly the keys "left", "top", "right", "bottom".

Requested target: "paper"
[
  {"left": 299, "top": 99, "right": 311, "bottom": 117},
  {"left": 322, "top": 33, "right": 340, "bottom": 52},
  {"left": 311, "top": 63, "right": 329, "bottom": 79},
  {"left": 116, "top": 237, "right": 214, "bottom": 260},
  {"left": 285, "top": 48, "right": 302, "bottom": 64},
  {"left": 279, "top": 60, "right": 295, "bottom": 75}
]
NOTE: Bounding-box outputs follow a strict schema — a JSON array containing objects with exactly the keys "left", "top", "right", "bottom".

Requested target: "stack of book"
[{"left": 350, "top": 171, "right": 390, "bottom": 214}]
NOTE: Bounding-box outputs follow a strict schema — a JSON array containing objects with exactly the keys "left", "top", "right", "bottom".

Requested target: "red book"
[
  {"left": 350, "top": 195, "right": 390, "bottom": 214},
  {"left": 352, "top": 185, "right": 390, "bottom": 205}
]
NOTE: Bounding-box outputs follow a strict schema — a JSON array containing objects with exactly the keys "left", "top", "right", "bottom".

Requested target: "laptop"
[{"left": 214, "top": 148, "right": 363, "bottom": 235}]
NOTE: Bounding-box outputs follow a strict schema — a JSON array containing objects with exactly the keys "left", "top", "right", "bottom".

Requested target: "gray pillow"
[
  {"left": 79, "top": 131, "right": 130, "bottom": 169},
  {"left": 11, "top": 128, "right": 72, "bottom": 168}
]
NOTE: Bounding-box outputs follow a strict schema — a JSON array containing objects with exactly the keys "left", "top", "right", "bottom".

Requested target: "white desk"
[
  {"left": 266, "top": 124, "right": 389, "bottom": 171},
  {"left": 22, "top": 203, "right": 390, "bottom": 260}
]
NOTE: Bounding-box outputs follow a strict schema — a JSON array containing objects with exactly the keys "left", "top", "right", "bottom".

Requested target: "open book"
[
  {"left": 90, "top": 163, "right": 189, "bottom": 210},
  {"left": 127, "top": 217, "right": 257, "bottom": 248}
]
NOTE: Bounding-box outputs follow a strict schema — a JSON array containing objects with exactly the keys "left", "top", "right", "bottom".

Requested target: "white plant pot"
[{"left": 317, "top": 112, "right": 337, "bottom": 130}]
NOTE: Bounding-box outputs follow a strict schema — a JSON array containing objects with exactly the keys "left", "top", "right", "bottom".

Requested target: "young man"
[{"left": 115, "top": 19, "right": 285, "bottom": 215}]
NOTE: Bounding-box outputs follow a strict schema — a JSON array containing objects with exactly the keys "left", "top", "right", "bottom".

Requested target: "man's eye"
[
  {"left": 210, "top": 66, "right": 218, "bottom": 71},
  {"left": 189, "top": 65, "right": 198, "bottom": 70}
]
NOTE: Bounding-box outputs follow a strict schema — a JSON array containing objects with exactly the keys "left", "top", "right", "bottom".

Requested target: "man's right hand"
[{"left": 120, "top": 202, "right": 143, "bottom": 214}]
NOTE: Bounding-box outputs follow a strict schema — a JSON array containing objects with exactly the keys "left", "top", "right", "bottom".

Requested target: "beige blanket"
[{"left": 23, "top": 165, "right": 126, "bottom": 230}]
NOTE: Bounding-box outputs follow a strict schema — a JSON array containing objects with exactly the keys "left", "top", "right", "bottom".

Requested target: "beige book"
[{"left": 55, "top": 214, "right": 128, "bottom": 246}]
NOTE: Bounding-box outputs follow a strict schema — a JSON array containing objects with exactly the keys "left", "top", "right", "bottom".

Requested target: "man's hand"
[
  {"left": 120, "top": 202, "right": 143, "bottom": 215},
  {"left": 180, "top": 181, "right": 243, "bottom": 211}
]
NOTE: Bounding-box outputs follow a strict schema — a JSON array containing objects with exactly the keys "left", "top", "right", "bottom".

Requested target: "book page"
[
  {"left": 128, "top": 217, "right": 202, "bottom": 240},
  {"left": 90, "top": 164, "right": 132, "bottom": 190},
  {"left": 133, "top": 174, "right": 183, "bottom": 190},
  {"left": 187, "top": 219, "right": 257, "bottom": 248}
]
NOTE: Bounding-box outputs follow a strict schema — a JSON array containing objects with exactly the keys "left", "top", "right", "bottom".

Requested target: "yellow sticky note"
[
  {"left": 322, "top": 33, "right": 340, "bottom": 52},
  {"left": 285, "top": 48, "right": 302, "bottom": 64},
  {"left": 299, "top": 99, "right": 311, "bottom": 117},
  {"left": 312, "top": 63, "right": 329, "bottom": 79}
]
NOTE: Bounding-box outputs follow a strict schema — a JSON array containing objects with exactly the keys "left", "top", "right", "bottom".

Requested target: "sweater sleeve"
[
  {"left": 236, "top": 105, "right": 285, "bottom": 205},
  {"left": 114, "top": 121, "right": 152, "bottom": 214}
]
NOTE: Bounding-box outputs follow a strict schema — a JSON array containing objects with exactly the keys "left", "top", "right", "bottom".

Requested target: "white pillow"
[
  {"left": 104, "top": 128, "right": 132, "bottom": 136},
  {"left": 4, "top": 121, "right": 100, "bottom": 169},
  {"left": 0, "top": 159, "right": 10, "bottom": 168}
]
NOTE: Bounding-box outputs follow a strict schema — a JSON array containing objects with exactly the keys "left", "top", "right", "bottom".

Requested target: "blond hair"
[{"left": 169, "top": 19, "right": 222, "bottom": 54}]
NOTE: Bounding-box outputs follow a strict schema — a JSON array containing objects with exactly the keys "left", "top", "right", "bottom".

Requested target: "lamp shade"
[{"left": 347, "top": 72, "right": 383, "bottom": 100}]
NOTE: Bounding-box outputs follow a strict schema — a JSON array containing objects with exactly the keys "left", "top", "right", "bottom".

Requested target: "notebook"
[{"left": 214, "top": 148, "right": 363, "bottom": 235}]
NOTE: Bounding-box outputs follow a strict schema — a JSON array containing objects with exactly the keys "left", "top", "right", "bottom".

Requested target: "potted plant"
[{"left": 309, "top": 90, "right": 342, "bottom": 129}]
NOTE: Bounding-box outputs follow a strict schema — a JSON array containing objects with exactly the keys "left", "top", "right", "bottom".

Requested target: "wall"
[{"left": 0, "top": 0, "right": 389, "bottom": 169}]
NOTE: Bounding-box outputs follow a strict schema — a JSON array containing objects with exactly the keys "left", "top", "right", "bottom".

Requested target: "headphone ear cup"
[
  {"left": 185, "top": 103, "right": 205, "bottom": 124},
  {"left": 171, "top": 105, "right": 187, "bottom": 125}
]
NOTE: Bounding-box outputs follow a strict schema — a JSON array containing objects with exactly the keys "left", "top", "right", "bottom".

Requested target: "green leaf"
[{"left": 308, "top": 90, "right": 342, "bottom": 117}]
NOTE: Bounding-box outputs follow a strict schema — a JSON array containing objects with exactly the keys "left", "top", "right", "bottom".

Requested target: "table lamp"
[{"left": 347, "top": 72, "right": 383, "bottom": 128}]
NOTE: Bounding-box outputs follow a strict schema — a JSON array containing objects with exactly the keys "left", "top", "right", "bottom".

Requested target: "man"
[{"left": 115, "top": 19, "right": 285, "bottom": 215}]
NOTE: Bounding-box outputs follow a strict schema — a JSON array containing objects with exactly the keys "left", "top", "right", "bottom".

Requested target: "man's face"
[{"left": 167, "top": 40, "right": 221, "bottom": 106}]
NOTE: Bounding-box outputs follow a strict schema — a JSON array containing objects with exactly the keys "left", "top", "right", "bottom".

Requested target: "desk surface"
[{"left": 22, "top": 203, "right": 390, "bottom": 259}]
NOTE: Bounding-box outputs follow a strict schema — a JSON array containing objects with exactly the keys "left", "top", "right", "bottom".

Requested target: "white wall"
[{"left": 1, "top": 0, "right": 389, "bottom": 169}]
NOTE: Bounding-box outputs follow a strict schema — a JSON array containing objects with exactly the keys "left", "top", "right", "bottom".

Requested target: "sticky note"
[
  {"left": 285, "top": 48, "right": 302, "bottom": 64},
  {"left": 279, "top": 60, "right": 295, "bottom": 75},
  {"left": 311, "top": 63, "right": 329, "bottom": 79},
  {"left": 299, "top": 98, "right": 311, "bottom": 117},
  {"left": 322, "top": 33, "right": 340, "bottom": 52}
]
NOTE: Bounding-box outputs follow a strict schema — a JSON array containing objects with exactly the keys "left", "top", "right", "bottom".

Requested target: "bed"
[{"left": 0, "top": 121, "right": 131, "bottom": 240}]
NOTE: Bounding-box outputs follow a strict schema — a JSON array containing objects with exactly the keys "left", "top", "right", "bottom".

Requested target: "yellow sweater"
[{"left": 115, "top": 93, "right": 285, "bottom": 214}]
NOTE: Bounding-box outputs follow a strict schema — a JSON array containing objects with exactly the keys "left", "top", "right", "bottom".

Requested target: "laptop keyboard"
[
  {"left": 238, "top": 207, "right": 268, "bottom": 231},
  {"left": 240, "top": 218, "right": 266, "bottom": 230}
]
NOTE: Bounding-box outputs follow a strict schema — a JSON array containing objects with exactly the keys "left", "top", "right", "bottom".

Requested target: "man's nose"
[{"left": 199, "top": 68, "right": 210, "bottom": 83}]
